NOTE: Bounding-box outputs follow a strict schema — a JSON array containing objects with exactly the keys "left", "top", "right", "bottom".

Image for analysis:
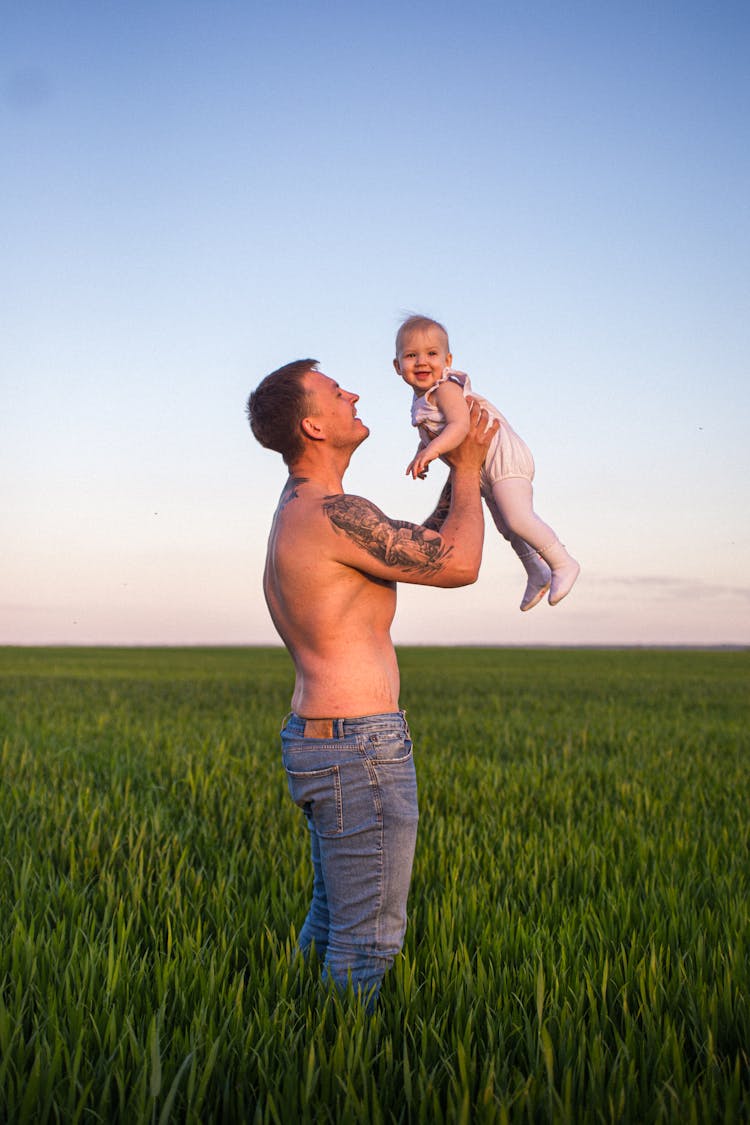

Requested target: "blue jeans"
[{"left": 281, "top": 711, "right": 419, "bottom": 1005}]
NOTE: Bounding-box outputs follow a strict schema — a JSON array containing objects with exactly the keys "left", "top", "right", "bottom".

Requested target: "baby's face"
[{"left": 393, "top": 327, "right": 452, "bottom": 393}]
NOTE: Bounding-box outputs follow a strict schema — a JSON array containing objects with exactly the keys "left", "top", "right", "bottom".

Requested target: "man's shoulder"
[
  {"left": 322, "top": 492, "right": 385, "bottom": 520},
  {"left": 276, "top": 490, "right": 398, "bottom": 560},
  {"left": 273, "top": 486, "right": 351, "bottom": 545},
  {"left": 279, "top": 486, "right": 386, "bottom": 520}
]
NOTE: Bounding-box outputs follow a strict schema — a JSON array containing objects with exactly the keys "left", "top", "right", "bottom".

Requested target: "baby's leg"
[
  {"left": 490, "top": 477, "right": 556, "bottom": 548},
  {"left": 490, "top": 478, "right": 580, "bottom": 607},
  {"left": 484, "top": 486, "right": 551, "bottom": 612}
]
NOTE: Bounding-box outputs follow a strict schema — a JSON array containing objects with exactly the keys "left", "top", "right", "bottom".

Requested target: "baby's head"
[{"left": 393, "top": 315, "right": 453, "bottom": 394}]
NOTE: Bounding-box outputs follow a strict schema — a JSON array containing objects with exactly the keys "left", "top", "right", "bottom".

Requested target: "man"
[{"left": 246, "top": 358, "right": 496, "bottom": 1007}]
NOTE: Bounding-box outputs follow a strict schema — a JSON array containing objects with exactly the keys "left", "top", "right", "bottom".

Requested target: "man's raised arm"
[
  {"left": 426, "top": 400, "right": 496, "bottom": 583},
  {"left": 323, "top": 403, "right": 497, "bottom": 589},
  {"left": 422, "top": 479, "right": 452, "bottom": 533}
]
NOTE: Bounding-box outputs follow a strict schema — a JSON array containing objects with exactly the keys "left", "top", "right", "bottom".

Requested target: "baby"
[{"left": 393, "top": 314, "right": 580, "bottom": 610}]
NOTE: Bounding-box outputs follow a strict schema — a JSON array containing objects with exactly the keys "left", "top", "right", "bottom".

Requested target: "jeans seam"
[
  {"left": 365, "top": 758, "right": 382, "bottom": 821},
  {"left": 283, "top": 741, "right": 364, "bottom": 752},
  {"left": 376, "top": 808, "right": 384, "bottom": 954},
  {"left": 365, "top": 757, "right": 386, "bottom": 955}
]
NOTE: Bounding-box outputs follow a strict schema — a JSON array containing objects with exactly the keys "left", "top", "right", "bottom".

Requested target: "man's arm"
[
  {"left": 323, "top": 402, "right": 497, "bottom": 588},
  {"left": 422, "top": 479, "right": 452, "bottom": 532},
  {"left": 322, "top": 495, "right": 454, "bottom": 579}
]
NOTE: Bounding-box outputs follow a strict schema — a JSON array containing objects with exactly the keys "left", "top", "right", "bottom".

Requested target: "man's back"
[{"left": 263, "top": 476, "right": 400, "bottom": 718}]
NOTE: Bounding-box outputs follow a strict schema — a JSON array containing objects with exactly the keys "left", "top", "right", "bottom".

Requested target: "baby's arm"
[{"left": 406, "top": 380, "right": 471, "bottom": 479}]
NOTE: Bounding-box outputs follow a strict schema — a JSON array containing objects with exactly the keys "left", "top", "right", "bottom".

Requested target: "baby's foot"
[
  {"left": 520, "top": 556, "right": 552, "bottom": 612},
  {"left": 548, "top": 557, "right": 580, "bottom": 606}
]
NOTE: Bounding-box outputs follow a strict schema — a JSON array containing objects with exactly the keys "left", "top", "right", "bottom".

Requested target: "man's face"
[
  {"left": 302, "top": 370, "right": 369, "bottom": 447},
  {"left": 393, "top": 327, "right": 452, "bottom": 393}
]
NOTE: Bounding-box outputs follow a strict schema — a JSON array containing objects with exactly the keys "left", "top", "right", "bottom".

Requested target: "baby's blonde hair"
[{"left": 395, "top": 314, "right": 450, "bottom": 357}]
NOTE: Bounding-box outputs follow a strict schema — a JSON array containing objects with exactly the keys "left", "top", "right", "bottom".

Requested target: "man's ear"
[{"left": 301, "top": 416, "right": 324, "bottom": 441}]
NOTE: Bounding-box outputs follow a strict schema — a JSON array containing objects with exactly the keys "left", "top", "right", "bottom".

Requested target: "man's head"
[
  {"left": 298, "top": 369, "right": 368, "bottom": 451},
  {"left": 246, "top": 359, "right": 318, "bottom": 466},
  {"left": 247, "top": 360, "right": 368, "bottom": 467}
]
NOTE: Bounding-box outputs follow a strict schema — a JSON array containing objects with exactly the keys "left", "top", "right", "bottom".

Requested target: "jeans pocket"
[
  {"left": 366, "top": 732, "right": 414, "bottom": 764},
  {"left": 285, "top": 764, "right": 343, "bottom": 837},
  {"left": 368, "top": 741, "right": 419, "bottom": 827}
]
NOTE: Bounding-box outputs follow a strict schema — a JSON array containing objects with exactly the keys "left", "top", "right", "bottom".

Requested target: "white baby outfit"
[
  {"left": 410, "top": 368, "right": 579, "bottom": 610},
  {"left": 411, "top": 369, "right": 535, "bottom": 491}
]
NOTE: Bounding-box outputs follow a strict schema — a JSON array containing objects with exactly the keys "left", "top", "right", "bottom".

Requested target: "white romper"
[{"left": 411, "top": 370, "right": 535, "bottom": 489}]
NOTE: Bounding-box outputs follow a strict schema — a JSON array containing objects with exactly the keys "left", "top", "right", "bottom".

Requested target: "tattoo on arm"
[
  {"left": 422, "top": 480, "right": 452, "bottom": 532},
  {"left": 323, "top": 495, "right": 452, "bottom": 575}
]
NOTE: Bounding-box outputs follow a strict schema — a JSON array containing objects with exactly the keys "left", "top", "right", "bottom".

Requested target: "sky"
[{"left": 2, "top": 0, "right": 749, "bottom": 647}]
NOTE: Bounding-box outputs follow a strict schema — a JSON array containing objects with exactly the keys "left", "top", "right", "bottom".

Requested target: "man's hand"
[{"left": 441, "top": 399, "right": 498, "bottom": 472}]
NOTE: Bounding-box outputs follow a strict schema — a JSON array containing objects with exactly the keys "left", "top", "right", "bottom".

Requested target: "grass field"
[{"left": 1, "top": 646, "right": 748, "bottom": 1123}]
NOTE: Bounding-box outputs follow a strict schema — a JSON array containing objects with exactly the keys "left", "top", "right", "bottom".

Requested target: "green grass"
[{"left": 1, "top": 646, "right": 748, "bottom": 1123}]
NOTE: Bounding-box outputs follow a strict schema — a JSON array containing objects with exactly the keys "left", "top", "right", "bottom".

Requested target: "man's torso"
[{"left": 264, "top": 478, "right": 400, "bottom": 718}]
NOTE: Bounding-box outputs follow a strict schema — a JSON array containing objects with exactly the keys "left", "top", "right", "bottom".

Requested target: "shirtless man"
[{"left": 246, "top": 358, "right": 496, "bottom": 1007}]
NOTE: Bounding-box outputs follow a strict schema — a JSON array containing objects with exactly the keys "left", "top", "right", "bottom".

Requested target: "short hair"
[
  {"left": 246, "top": 359, "right": 318, "bottom": 466},
  {"left": 395, "top": 314, "right": 450, "bottom": 357}
]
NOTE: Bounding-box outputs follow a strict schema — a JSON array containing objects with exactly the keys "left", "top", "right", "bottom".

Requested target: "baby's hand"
[{"left": 406, "top": 450, "right": 434, "bottom": 480}]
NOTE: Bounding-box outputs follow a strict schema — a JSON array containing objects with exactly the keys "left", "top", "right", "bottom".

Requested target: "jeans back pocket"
[{"left": 285, "top": 764, "right": 343, "bottom": 837}]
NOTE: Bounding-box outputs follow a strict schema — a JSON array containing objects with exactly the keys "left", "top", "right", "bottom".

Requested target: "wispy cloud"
[{"left": 585, "top": 575, "right": 750, "bottom": 602}]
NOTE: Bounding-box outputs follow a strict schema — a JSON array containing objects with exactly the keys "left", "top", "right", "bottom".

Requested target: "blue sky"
[{"left": 2, "top": 0, "right": 749, "bottom": 645}]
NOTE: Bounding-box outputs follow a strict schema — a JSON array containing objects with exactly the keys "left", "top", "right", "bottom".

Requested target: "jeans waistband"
[{"left": 284, "top": 710, "right": 407, "bottom": 739}]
